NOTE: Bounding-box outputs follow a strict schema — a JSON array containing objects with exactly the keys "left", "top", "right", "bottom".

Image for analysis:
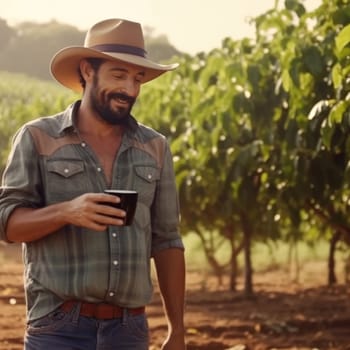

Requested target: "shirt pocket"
[
  {"left": 47, "top": 160, "right": 84, "bottom": 178},
  {"left": 133, "top": 165, "right": 160, "bottom": 206},
  {"left": 45, "top": 159, "right": 87, "bottom": 203}
]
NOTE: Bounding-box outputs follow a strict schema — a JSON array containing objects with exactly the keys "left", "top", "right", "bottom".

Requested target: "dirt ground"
[{"left": 1, "top": 244, "right": 350, "bottom": 350}]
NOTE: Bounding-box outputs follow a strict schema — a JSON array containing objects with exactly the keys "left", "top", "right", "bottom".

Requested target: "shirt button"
[
  {"left": 113, "top": 260, "right": 118, "bottom": 266},
  {"left": 109, "top": 292, "right": 115, "bottom": 297},
  {"left": 97, "top": 167, "right": 102, "bottom": 172},
  {"left": 64, "top": 168, "right": 69, "bottom": 174},
  {"left": 148, "top": 174, "right": 152, "bottom": 180},
  {"left": 112, "top": 233, "right": 117, "bottom": 237},
  {"left": 81, "top": 142, "right": 86, "bottom": 147}
]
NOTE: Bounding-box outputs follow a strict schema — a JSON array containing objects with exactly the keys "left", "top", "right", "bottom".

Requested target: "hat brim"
[{"left": 50, "top": 46, "right": 179, "bottom": 92}]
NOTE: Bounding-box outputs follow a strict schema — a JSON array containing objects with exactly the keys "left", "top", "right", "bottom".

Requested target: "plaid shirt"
[{"left": 0, "top": 101, "right": 183, "bottom": 321}]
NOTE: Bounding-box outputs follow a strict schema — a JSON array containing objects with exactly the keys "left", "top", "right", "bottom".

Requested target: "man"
[{"left": 0, "top": 18, "right": 186, "bottom": 350}]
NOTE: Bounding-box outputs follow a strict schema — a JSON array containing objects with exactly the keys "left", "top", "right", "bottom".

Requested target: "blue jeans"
[{"left": 24, "top": 303, "right": 149, "bottom": 350}]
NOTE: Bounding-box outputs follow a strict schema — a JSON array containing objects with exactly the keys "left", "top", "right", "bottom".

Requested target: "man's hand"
[{"left": 64, "top": 193, "right": 126, "bottom": 230}]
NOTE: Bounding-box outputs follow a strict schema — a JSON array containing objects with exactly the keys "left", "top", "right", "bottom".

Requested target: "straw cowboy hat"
[{"left": 50, "top": 18, "right": 179, "bottom": 92}]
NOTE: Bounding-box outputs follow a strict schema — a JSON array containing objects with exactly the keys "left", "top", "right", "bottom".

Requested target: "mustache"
[{"left": 109, "top": 92, "right": 136, "bottom": 104}]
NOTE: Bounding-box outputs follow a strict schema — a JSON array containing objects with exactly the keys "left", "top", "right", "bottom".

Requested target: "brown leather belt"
[{"left": 61, "top": 300, "right": 145, "bottom": 320}]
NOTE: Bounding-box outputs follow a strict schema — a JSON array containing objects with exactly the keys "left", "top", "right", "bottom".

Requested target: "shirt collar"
[{"left": 58, "top": 101, "right": 80, "bottom": 135}]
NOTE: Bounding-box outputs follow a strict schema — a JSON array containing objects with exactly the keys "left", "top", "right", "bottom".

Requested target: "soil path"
[{"left": 1, "top": 245, "right": 350, "bottom": 350}]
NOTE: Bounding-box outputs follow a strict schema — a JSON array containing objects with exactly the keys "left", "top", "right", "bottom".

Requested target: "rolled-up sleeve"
[
  {"left": 151, "top": 140, "right": 184, "bottom": 255},
  {"left": 0, "top": 127, "right": 43, "bottom": 242}
]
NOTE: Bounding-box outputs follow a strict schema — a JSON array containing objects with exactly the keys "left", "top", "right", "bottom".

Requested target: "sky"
[{"left": 1, "top": 0, "right": 321, "bottom": 55}]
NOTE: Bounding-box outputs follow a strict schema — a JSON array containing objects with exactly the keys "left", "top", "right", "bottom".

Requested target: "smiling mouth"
[
  {"left": 110, "top": 93, "right": 135, "bottom": 105},
  {"left": 115, "top": 96, "right": 128, "bottom": 105}
]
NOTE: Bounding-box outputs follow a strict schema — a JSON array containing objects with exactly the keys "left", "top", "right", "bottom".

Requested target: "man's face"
[{"left": 88, "top": 60, "right": 145, "bottom": 125}]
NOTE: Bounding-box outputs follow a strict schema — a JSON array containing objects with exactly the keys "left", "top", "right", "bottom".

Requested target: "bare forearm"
[
  {"left": 6, "top": 203, "right": 70, "bottom": 243},
  {"left": 6, "top": 193, "right": 126, "bottom": 243},
  {"left": 154, "top": 248, "right": 186, "bottom": 333}
]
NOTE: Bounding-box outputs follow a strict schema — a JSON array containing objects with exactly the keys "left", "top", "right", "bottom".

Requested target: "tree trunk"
[
  {"left": 328, "top": 230, "right": 341, "bottom": 285},
  {"left": 241, "top": 213, "right": 254, "bottom": 296},
  {"left": 288, "top": 238, "right": 300, "bottom": 283},
  {"left": 230, "top": 238, "right": 237, "bottom": 291}
]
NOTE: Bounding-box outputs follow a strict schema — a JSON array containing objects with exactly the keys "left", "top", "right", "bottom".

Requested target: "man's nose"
[{"left": 123, "top": 78, "right": 139, "bottom": 97}]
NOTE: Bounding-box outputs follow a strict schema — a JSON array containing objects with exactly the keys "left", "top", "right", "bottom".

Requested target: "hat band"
[{"left": 90, "top": 44, "right": 146, "bottom": 57}]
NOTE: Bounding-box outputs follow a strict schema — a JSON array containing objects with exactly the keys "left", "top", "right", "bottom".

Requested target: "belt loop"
[
  {"left": 72, "top": 301, "right": 82, "bottom": 324},
  {"left": 122, "top": 308, "right": 128, "bottom": 325}
]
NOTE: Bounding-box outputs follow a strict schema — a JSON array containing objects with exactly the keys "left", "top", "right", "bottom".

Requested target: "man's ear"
[{"left": 79, "top": 59, "right": 95, "bottom": 83}]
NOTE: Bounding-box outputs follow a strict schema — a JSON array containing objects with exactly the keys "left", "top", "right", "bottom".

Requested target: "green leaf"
[
  {"left": 289, "top": 58, "right": 301, "bottom": 87},
  {"left": 281, "top": 69, "right": 291, "bottom": 92},
  {"left": 332, "top": 6, "right": 350, "bottom": 25},
  {"left": 331, "top": 63, "right": 343, "bottom": 88},
  {"left": 321, "top": 119, "right": 333, "bottom": 150},
  {"left": 308, "top": 100, "right": 331, "bottom": 121},
  {"left": 285, "top": 0, "right": 306, "bottom": 17},
  {"left": 329, "top": 101, "right": 347, "bottom": 125},
  {"left": 335, "top": 24, "right": 350, "bottom": 56},
  {"left": 247, "top": 64, "right": 261, "bottom": 89},
  {"left": 302, "top": 46, "right": 324, "bottom": 76}
]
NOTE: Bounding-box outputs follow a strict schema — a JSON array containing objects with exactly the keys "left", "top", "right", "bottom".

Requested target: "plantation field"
[{"left": 2, "top": 3, "right": 350, "bottom": 347}]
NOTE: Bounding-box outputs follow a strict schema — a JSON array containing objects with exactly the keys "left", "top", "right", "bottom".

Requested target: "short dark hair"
[{"left": 78, "top": 57, "right": 106, "bottom": 89}]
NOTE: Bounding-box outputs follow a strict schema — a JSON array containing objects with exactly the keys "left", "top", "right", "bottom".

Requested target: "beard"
[{"left": 89, "top": 75, "right": 136, "bottom": 126}]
